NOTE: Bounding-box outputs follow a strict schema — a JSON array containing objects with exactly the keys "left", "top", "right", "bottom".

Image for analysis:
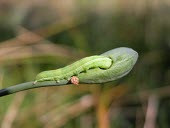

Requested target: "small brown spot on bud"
[{"left": 70, "top": 76, "right": 79, "bottom": 85}]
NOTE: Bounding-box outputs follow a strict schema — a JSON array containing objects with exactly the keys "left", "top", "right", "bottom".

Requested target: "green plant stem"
[{"left": 0, "top": 80, "right": 69, "bottom": 97}]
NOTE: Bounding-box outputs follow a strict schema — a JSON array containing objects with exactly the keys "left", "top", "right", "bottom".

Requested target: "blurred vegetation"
[{"left": 0, "top": 0, "right": 169, "bottom": 128}]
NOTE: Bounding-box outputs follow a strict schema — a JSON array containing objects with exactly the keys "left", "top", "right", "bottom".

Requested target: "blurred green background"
[{"left": 0, "top": 0, "right": 169, "bottom": 128}]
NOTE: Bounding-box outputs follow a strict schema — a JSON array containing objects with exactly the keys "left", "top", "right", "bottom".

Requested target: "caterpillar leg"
[
  {"left": 33, "top": 81, "right": 37, "bottom": 85},
  {"left": 70, "top": 76, "right": 79, "bottom": 85},
  {"left": 53, "top": 77, "right": 60, "bottom": 83},
  {"left": 55, "top": 80, "right": 60, "bottom": 83}
]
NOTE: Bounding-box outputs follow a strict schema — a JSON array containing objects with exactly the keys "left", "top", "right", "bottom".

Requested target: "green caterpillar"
[{"left": 34, "top": 56, "right": 112, "bottom": 84}]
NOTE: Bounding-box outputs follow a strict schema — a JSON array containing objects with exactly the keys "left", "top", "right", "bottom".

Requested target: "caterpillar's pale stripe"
[{"left": 34, "top": 56, "right": 112, "bottom": 83}]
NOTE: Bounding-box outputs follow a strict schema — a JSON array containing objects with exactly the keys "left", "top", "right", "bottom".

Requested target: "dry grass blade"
[
  {"left": 1, "top": 92, "right": 26, "bottom": 128},
  {"left": 0, "top": 28, "right": 85, "bottom": 64},
  {"left": 144, "top": 95, "right": 159, "bottom": 128},
  {"left": 40, "top": 95, "right": 95, "bottom": 128},
  {"left": 97, "top": 84, "right": 130, "bottom": 128}
]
